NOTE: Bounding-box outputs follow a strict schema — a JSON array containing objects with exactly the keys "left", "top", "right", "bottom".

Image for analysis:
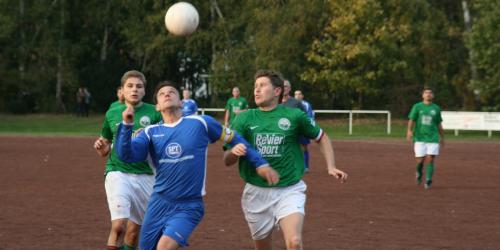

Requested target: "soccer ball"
[{"left": 164, "top": 2, "right": 199, "bottom": 37}]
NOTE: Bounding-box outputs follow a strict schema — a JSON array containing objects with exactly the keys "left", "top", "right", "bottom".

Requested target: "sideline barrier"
[
  {"left": 442, "top": 111, "right": 500, "bottom": 138},
  {"left": 199, "top": 108, "right": 391, "bottom": 135}
]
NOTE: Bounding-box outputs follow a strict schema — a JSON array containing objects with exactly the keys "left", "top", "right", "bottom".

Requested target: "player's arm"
[
  {"left": 406, "top": 120, "right": 415, "bottom": 142},
  {"left": 299, "top": 111, "right": 347, "bottom": 182},
  {"left": 193, "top": 101, "right": 199, "bottom": 115},
  {"left": 203, "top": 115, "right": 279, "bottom": 185},
  {"left": 115, "top": 106, "right": 150, "bottom": 163},
  {"left": 406, "top": 105, "right": 418, "bottom": 141},
  {"left": 317, "top": 133, "right": 347, "bottom": 182},
  {"left": 438, "top": 123, "right": 445, "bottom": 147},
  {"left": 94, "top": 114, "right": 112, "bottom": 157}
]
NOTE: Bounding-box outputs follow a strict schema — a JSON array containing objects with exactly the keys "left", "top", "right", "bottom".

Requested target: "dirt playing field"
[{"left": 1, "top": 136, "right": 499, "bottom": 249}]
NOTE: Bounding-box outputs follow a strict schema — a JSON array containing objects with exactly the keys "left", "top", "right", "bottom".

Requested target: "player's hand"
[
  {"left": 256, "top": 165, "right": 280, "bottom": 185},
  {"left": 328, "top": 168, "right": 348, "bottom": 183},
  {"left": 406, "top": 131, "right": 413, "bottom": 142},
  {"left": 440, "top": 138, "right": 445, "bottom": 148},
  {"left": 93, "top": 137, "right": 109, "bottom": 150},
  {"left": 122, "top": 105, "right": 134, "bottom": 124},
  {"left": 93, "top": 137, "right": 110, "bottom": 157},
  {"left": 231, "top": 143, "right": 247, "bottom": 156}
]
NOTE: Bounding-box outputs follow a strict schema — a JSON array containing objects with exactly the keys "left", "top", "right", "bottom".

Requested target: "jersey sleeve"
[
  {"left": 298, "top": 111, "right": 323, "bottom": 142},
  {"left": 203, "top": 115, "right": 268, "bottom": 168},
  {"left": 408, "top": 104, "right": 418, "bottom": 121},
  {"left": 115, "top": 123, "right": 150, "bottom": 163},
  {"left": 100, "top": 114, "right": 113, "bottom": 141},
  {"left": 225, "top": 99, "right": 231, "bottom": 110}
]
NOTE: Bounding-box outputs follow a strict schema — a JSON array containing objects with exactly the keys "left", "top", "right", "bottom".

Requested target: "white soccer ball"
[{"left": 164, "top": 2, "right": 199, "bottom": 37}]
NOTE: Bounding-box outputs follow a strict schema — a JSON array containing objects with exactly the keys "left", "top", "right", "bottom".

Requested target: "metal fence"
[{"left": 199, "top": 108, "right": 391, "bottom": 135}]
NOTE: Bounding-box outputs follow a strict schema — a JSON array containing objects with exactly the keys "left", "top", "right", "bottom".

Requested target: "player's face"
[
  {"left": 117, "top": 88, "right": 124, "bottom": 102},
  {"left": 123, "top": 77, "right": 145, "bottom": 105},
  {"left": 232, "top": 88, "right": 240, "bottom": 98},
  {"left": 422, "top": 90, "right": 434, "bottom": 102},
  {"left": 294, "top": 91, "right": 303, "bottom": 101},
  {"left": 156, "top": 86, "right": 182, "bottom": 111},
  {"left": 182, "top": 90, "right": 190, "bottom": 100},
  {"left": 254, "top": 77, "right": 280, "bottom": 108},
  {"left": 283, "top": 81, "right": 291, "bottom": 95}
]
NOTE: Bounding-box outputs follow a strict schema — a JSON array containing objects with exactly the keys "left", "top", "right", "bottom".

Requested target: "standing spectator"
[
  {"left": 75, "top": 87, "right": 86, "bottom": 117},
  {"left": 294, "top": 90, "right": 315, "bottom": 172},
  {"left": 181, "top": 89, "right": 198, "bottom": 116},
  {"left": 406, "top": 87, "right": 445, "bottom": 189},
  {"left": 224, "top": 86, "right": 249, "bottom": 127},
  {"left": 83, "top": 87, "right": 92, "bottom": 117}
]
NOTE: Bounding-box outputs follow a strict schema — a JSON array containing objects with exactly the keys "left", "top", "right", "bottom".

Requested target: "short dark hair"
[
  {"left": 254, "top": 69, "right": 284, "bottom": 103},
  {"left": 120, "top": 70, "right": 147, "bottom": 87},
  {"left": 154, "top": 80, "right": 179, "bottom": 103},
  {"left": 422, "top": 86, "right": 433, "bottom": 93}
]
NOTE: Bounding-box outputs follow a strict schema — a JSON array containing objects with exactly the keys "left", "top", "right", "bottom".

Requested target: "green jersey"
[
  {"left": 225, "top": 97, "right": 249, "bottom": 125},
  {"left": 231, "top": 106, "right": 322, "bottom": 187},
  {"left": 100, "top": 103, "right": 162, "bottom": 175},
  {"left": 109, "top": 100, "right": 124, "bottom": 109},
  {"left": 408, "top": 102, "right": 443, "bottom": 143}
]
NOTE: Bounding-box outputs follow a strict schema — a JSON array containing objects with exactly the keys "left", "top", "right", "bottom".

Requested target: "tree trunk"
[
  {"left": 19, "top": 0, "right": 25, "bottom": 87},
  {"left": 100, "top": 1, "right": 111, "bottom": 62},
  {"left": 56, "top": 0, "right": 66, "bottom": 112},
  {"left": 462, "top": 1, "right": 478, "bottom": 91}
]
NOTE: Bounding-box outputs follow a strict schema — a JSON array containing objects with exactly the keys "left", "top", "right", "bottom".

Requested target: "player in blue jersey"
[
  {"left": 181, "top": 89, "right": 198, "bottom": 116},
  {"left": 294, "top": 90, "right": 315, "bottom": 172},
  {"left": 115, "top": 81, "right": 279, "bottom": 250}
]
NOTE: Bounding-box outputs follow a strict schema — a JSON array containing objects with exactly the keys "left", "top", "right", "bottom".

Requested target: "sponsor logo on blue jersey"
[{"left": 166, "top": 143, "right": 182, "bottom": 158}]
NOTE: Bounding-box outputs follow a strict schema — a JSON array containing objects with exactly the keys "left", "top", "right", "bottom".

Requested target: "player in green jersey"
[
  {"left": 224, "top": 86, "right": 249, "bottom": 127},
  {"left": 406, "top": 87, "right": 445, "bottom": 189},
  {"left": 223, "top": 69, "right": 348, "bottom": 250},
  {"left": 109, "top": 85, "right": 124, "bottom": 109},
  {"left": 93, "top": 70, "right": 162, "bottom": 250}
]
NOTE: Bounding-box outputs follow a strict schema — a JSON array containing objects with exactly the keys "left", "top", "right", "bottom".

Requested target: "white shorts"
[
  {"left": 241, "top": 180, "right": 307, "bottom": 240},
  {"left": 104, "top": 171, "right": 155, "bottom": 224},
  {"left": 414, "top": 142, "right": 440, "bottom": 158}
]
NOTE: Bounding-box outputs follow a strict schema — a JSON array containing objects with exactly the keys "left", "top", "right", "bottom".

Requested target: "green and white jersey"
[
  {"left": 225, "top": 97, "right": 249, "bottom": 125},
  {"left": 109, "top": 100, "right": 124, "bottom": 110},
  {"left": 231, "top": 106, "right": 323, "bottom": 187},
  {"left": 100, "top": 103, "right": 162, "bottom": 176},
  {"left": 408, "top": 102, "right": 443, "bottom": 143}
]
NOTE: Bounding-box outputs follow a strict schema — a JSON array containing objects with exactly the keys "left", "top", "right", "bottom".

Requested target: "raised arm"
[{"left": 114, "top": 105, "right": 150, "bottom": 163}]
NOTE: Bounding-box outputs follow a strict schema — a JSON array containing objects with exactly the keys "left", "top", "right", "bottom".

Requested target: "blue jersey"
[
  {"left": 182, "top": 99, "right": 198, "bottom": 116},
  {"left": 301, "top": 100, "right": 314, "bottom": 119},
  {"left": 115, "top": 115, "right": 268, "bottom": 202}
]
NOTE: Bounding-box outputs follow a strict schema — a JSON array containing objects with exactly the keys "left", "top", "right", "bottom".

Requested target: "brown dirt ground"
[{"left": 1, "top": 136, "right": 499, "bottom": 249}]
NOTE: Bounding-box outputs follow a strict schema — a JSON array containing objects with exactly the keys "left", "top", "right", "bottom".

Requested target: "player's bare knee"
[
  {"left": 285, "top": 235, "right": 302, "bottom": 250},
  {"left": 110, "top": 220, "right": 126, "bottom": 234}
]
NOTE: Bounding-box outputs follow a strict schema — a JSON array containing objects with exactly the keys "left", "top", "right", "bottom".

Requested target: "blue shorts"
[
  {"left": 299, "top": 136, "right": 310, "bottom": 145},
  {"left": 139, "top": 194, "right": 204, "bottom": 250}
]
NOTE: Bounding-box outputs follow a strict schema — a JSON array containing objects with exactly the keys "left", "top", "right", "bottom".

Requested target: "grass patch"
[
  {"left": 0, "top": 114, "right": 498, "bottom": 141},
  {"left": 0, "top": 114, "right": 103, "bottom": 136}
]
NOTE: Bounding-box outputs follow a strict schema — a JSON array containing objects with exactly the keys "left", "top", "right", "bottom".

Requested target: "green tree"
[
  {"left": 465, "top": 0, "right": 500, "bottom": 111},
  {"left": 302, "top": 0, "right": 464, "bottom": 113}
]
